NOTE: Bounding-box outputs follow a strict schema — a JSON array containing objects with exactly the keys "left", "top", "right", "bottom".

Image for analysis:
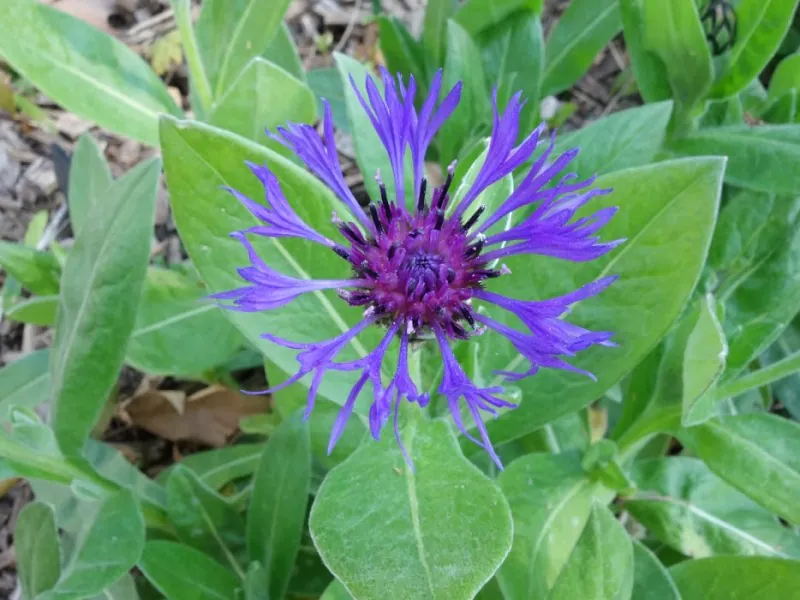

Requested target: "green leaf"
[
  {"left": 194, "top": 0, "right": 292, "bottom": 98},
  {"left": 83, "top": 440, "right": 167, "bottom": 510},
  {"left": 624, "top": 457, "right": 800, "bottom": 558},
  {"left": 722, "top": 214, "right": 800, "bottom": 377},
  {"left": 307, "top": 67, "right": 350, "bottom": 135},
  {"left": 5, "top": 295, "right": 59, "bottom": 327},
  {"left": 422, "top": 0, "right": 458, "bottom": 69},
  {"left": 3, "top": 271, "right": 244, "bottom": 378},
  {"left": 669, "top": 125, "right": 800, "bottom": 194},
  {"left": 550, "top": 102, "right": 673, "bottom": 180},
  {"left": 496, "top": 453, "right": 594, "bottom": 600},
  {"left": 139, "top": 541, "right": 240, "bottom": 600},
  {"left": 631, "top": 540, "right": 682, "bottom": 600},
  {"left": 86, "top": 574, "right": 139, "bottom": 600},
  {"left": 321, "top": 580, "right": 353, "bottom": 600},
  {"left": 710, "top": 0, "right": 799, "bottom": 99},
  {"left": 263, "top": 23, "right": 305, "bottom": 83},
  {"left": 126, "top": 267, "right": 243, "bottom": 376},
  {"left": 247, "top": 410, "right": 311, "bottom": 600},
  {"left": 51, "top": 158, "right": 160, "bottom": 457},
  {"left": 611, "top": 294, "right": 729, "bottom": 439},
  {"left": 707, "top": 189, "right": 786, "bottom": 278},
  {"left": 159, "top": 117, "right": 383, "bottom": 410},
  {"left": 761, "top": 90, "right": 797, "bottom": 124},
  {"left": 16, "top": 502, "right": 61, "bottom": 600},
  {"left": 638, "top": 0, "right": 713, "bottom": 113},
  {"left": 243, "top": 562, "right": 269, "bottom": 600},
  {"left": 548, "top": 502, "right": 634, "bottom": 600},
  {"left": 160, "top": 443, "right": 263, "bottom": 490},
  {"left": 0, "top": 348, "right": 50, "bottom": 418},
  {"left": 167, "top": 466, "right": 247, "bottom": 575},
  {"left": 541, "top": 0, "right": 621, "bottom": 96},
  {"left": 0, "top": 0, "right": 181, "bottom": 145},
  {"left": 761, "top": 319, "right": 800, "bottom": 420},
  {"left": 310, "top": 419, "right": 512, "bottom": 600},
  {"left": 619, "top": 0, "right": 672, "bottom": 103},
  {"left": 68, "top": 134, "right": 112, "bottom": 237},
  {"left": 378, "top": 17, "right": 426, "bottom": 87},
  {"left": 669, "top": 556, "right": 800, "bottom": 599},
  {"left": 0, "top": 242, "right": 61, "bottom": 295},
  {"left": 439, "top": 20, "right": 490, "bottom": 166},
  {"left": 209, "top": 57, "right": 317, "bottom": 148},
  {"left": 477, "top": 10, "right": 544, "bottom": 132},
  {"left": 40, "top": 490, "right": 146, "bottom": 600},
  {"left": 478, "top": 157, "right": 724, "bottom": 447},
  {"left": 454, "top": 0, "right": 542, "bottom": 38},
  {"left": 679, "top": 414, "right": 800, "bottom": 525},
  {"left": 768, "top": 53, "right": 800, "bottom": 104}
]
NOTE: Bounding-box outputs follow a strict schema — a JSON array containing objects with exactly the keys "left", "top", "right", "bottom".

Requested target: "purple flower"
[{"left": 216, "top": 68, "right": 621, "bottom": 468}]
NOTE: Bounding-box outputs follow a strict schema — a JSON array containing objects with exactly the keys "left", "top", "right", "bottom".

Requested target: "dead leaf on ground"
[{"left": 120, "top": 385, "right": 269, "bottom": 447}]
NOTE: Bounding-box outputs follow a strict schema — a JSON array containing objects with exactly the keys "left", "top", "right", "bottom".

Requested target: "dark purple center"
[{"left": 335, "top": 173, "right": 503, "bottom": 339}]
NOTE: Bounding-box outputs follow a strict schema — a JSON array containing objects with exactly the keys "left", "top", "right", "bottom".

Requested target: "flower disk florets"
[
  {"left": 336, "top": 169, "right": 498, "bottom": 340},
  {"left": 214, "top": 67, "right": 623, "bottom": 468}
]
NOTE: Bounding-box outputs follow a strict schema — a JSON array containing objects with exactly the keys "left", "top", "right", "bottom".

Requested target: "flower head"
[{"left": 216, "top": 68, "right": 621, "bottom": 468}]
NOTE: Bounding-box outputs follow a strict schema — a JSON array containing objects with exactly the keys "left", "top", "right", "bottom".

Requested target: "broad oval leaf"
[
  {"left": 0, "top": 349, "right": 50, "bottom": 418},
  {"left": 454, "top": 0, "right": 542, "bottom": 38},
  {"left": 68, "top": 134, "right": 112, "bottom": 237},
  {"left": 636, "top": 0, "right": 712, "bottom": 111},
  {"left": 15, "top": 502, "right": 61, "bottom": 600},
  {"left": 669, "top": 556, "right": 800, "bottom": 599},
  {"left": 679, "top": 414, "right": 800, "bottom": 525},
  {"left": 632, "top": 540, "right": 682, "bottom": 600},
  {"left": 0, "top": 242, "right": 61, "bottom": 296},
  {"left": 478, "top": 157, "right": 725, "bottom": 447},
  {"left": 247, "top": 410, "right": 311, "bottom": 600},
  {"left": 0, "top": 0, "right": 181, "bottom": 145},
  {"left": 477, "top": 10, "right": 544, "bottom": 133},
  {"left": 669, "top": 125, "right": 800, "bottom": 194},
  {"left": 194, "top": 0, "right": 292, "bottom": 98},
  {"left": 710, "top": 0, "right": 799, "bottom": 99},
  {"left": 310, "top": 419, "right": 512, "bottom": 600},
  {"left": 51, "top": 158, "right": 160, "bottom": 457},
  {"left": 159, "top": 117, "right": 386, "bottom": 410},
  {"left": 548, "top": 502, "right": 634, "bottom": 600},
  {"left": 541, "top": 0, "right": 621, "bottom": 96},
  {"left": 496, "top": 452, "right": 594, "bottom": 600},
  {"left": 439, "top": 20, "right": 490, "bottom": 167},
  {"left": 720, "top": 215, "right": 800, "bottom": 378},
  {"left": 39, "top": 490, "right": 145, "bottom": 600},
  {"left": 624, "top": 457, "right": 800, "bottom": 558},
  {"left": 139, "top": 541, "right": 240, "bottom": 600},
  {"left": 208, "top": 57, "right": 317, "bottom": 148},
  {"left": 550, "top": 102, "right": 673, "bottom": 180},
  {"left": 86, "top": 574, "right": 139, "bottom": 600},
  {"left": 126, "top": 267, "right": 244, "bottom": 377},
  {"left": 5, "top": 295, "right": 59, "bottom": 327},
  {"left": 167, "top": 466, "right": 247, "bottom": 574},
  {"left": 157, "top": 443, "right": 263, "bottom": 490},
  {"left": 619, "top": 0, "right": 671, "bottom": 103}
]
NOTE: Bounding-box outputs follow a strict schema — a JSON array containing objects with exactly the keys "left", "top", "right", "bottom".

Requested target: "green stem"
[
  {"left": 714, "top": 348, "right": 800, "bottom": 401},
  {"left": 172, "top": 0, "right": 213, "bottom": 116}
]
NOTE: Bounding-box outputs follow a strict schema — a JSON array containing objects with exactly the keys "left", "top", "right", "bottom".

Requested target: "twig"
[{"left": 333, "top": 0, "right": 364, "bottom": 53}]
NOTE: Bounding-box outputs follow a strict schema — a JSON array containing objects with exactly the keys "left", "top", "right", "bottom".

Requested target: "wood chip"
[{"left": 54, "top": 111, "right": 92, "bottom": 140}]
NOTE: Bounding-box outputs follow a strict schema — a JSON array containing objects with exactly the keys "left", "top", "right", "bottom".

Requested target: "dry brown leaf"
[{"left": 120, "top": 385, "right": 269, "bottom": 447}]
